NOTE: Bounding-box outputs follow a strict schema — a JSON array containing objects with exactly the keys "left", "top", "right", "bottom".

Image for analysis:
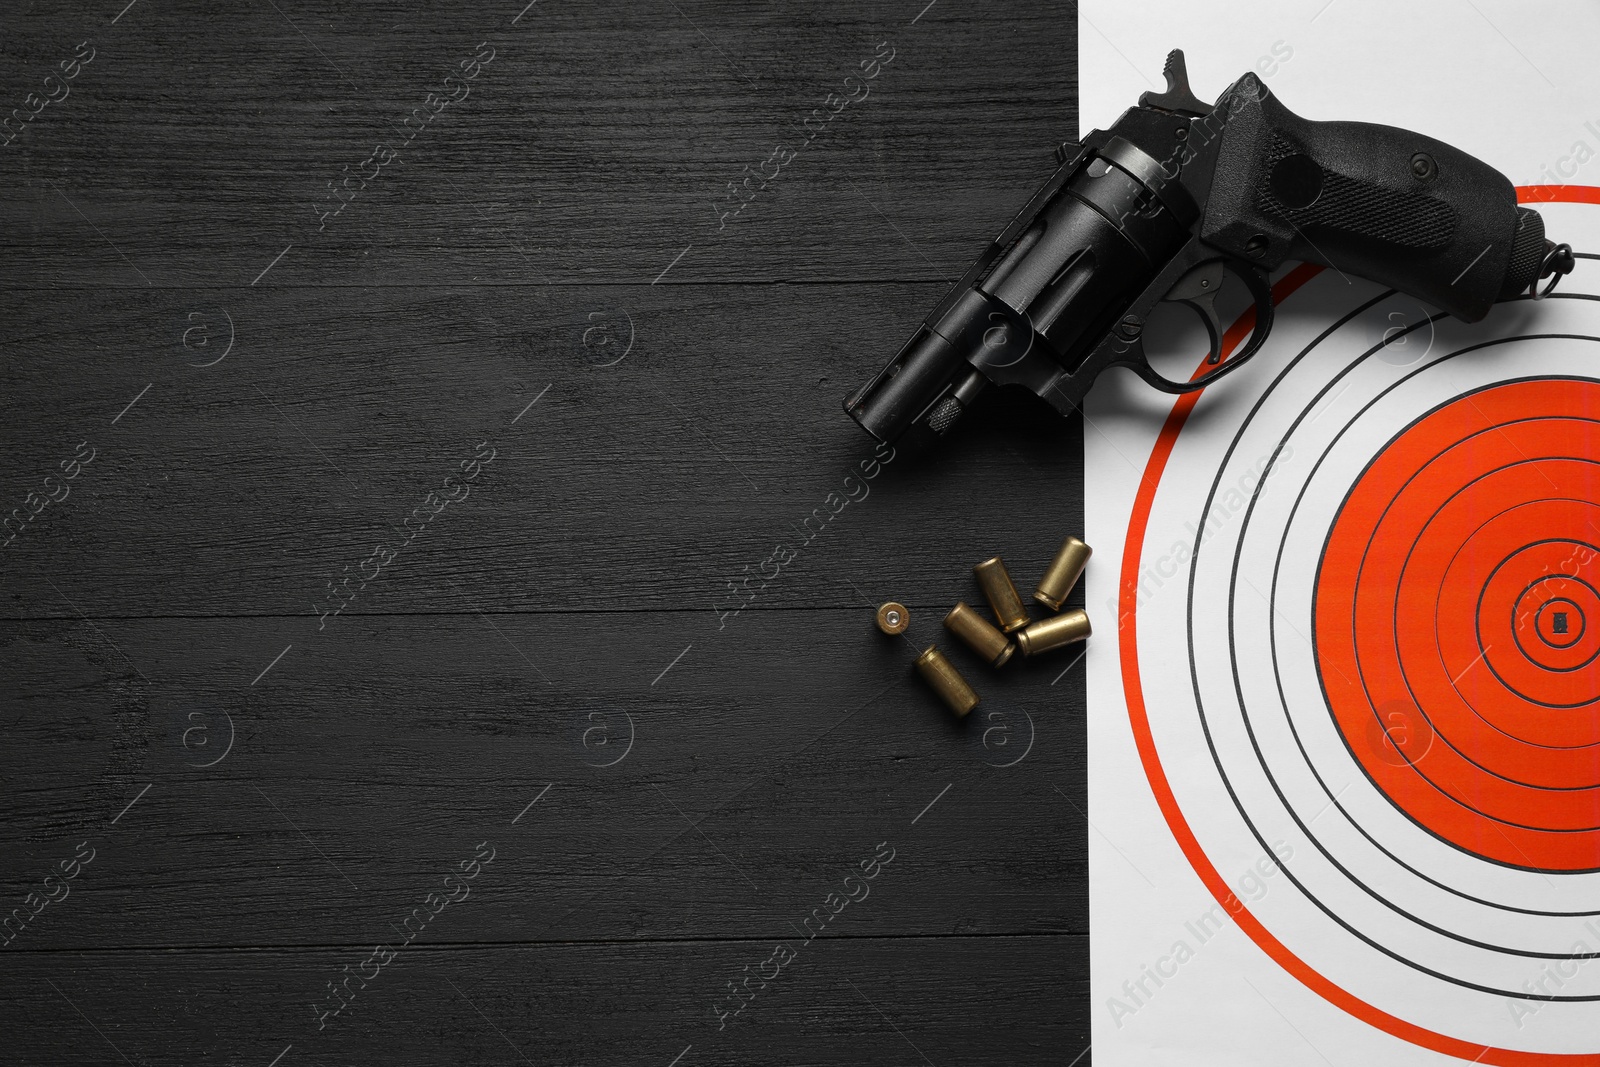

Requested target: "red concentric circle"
[
  {"left": 1120, "top": 186, "right": 1600, "bottom": 1065},
  {"left": 1315, "top": 379, "right": 1600, "bottom": 870}
]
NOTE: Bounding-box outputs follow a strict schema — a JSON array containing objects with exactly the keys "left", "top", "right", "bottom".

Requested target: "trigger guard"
[{"left": 1134, "top": 259, "right": 1276, "bottom": 395}]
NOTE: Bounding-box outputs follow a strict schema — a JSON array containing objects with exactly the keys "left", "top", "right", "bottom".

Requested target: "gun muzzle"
[{"left": 843, "top": 294, "right": 1000, "bottom": 453}]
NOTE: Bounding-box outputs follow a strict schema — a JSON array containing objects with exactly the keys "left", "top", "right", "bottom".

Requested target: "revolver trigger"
[{"left": 1164, "top": 261, "right": 1227, "bottom": 364}]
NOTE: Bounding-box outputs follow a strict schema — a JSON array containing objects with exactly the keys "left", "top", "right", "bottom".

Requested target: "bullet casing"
[
  {"left": 875, "top": 601, "right": 911, "bottom": 635},
  {"left": 915, "top": 646, "right": 980, "bottom": 717},
  {"left": 1035, "top": 536, "right": 1093, "bottom": 611},
  {"left": 1016, "top": 609, "right": 1092, "bottom": 657},
  {"left": 974, "top": 556, "right": 1029, "bottom": 633},
  {"left": 944, "top": 601, "right": 1016, "bottom": 667}
]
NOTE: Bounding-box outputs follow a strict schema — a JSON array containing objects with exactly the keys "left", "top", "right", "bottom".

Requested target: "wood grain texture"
[
  {"left": 0, "top": 282, "right": 1085, "bottom": 620},
  {"left": 6, "top": 937, "right": 1089, "bottom": 1066},
  {"left": 0, "top": 0, "right": 1087, "bottom": 1062},
  {"left": 1, "top": 611, "right": 1087, "bottom": 950},
  {"left": 0, "top": 0, "right": 1077, "bottom": 288}
]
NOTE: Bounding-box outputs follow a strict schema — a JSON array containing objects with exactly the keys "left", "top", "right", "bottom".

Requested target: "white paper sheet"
[{"left": 1081, "top": 4, "right": 1600, "bottom": 1063}]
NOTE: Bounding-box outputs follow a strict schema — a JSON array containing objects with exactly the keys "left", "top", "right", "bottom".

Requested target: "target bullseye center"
[
  {"left": 1497, "top": 565, "right": 1600, "bottom": 680},
  {"left": 1316, "top": 379, "right": 1600, "bottom": 871},
  {"left": 1530, "top": 591, "right": 1587, "bottom": 649}
]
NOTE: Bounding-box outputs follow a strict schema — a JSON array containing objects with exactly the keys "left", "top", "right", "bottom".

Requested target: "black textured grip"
[
  {"left": 1201, "top": 75, "right": 1528, "bottom": 322},
  {"left": 1499, "top": 207, "right": 1547, "bottom": 299},
  {"left": 1257, "top": 136, "right": 1457, "bottom": 250}
]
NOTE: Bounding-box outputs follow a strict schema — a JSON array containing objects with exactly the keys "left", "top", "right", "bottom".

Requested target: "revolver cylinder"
[{"left": 845, "top": 137, "right": 1192, "bottom": 450}]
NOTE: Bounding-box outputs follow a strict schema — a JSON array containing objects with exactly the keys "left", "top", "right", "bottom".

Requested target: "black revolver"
[{"left": 846, "top": 50, "right": 1574, "bottom": 450}]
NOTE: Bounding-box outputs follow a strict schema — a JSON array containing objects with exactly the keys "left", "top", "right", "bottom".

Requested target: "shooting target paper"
[{"left": 1081, "top": 4, "right": 1600, "bottom": 1063}]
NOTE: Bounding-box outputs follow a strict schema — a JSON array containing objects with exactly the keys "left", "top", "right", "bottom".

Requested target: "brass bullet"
[
  {"left": 1034, "top": 536, "right": 1092, "bottom": 612},
  {"left": 876, "top": 601, "right": 911, "bottom": 635},
  {"left": 915, "top": 645, "right": 980, "bottom": 717},
  {"left": 974, "top": 556, "right": 1029, "bottom": 633},
  {"left": 1015, "top": 608, "right": 1092, "bottom": 657},
  {"left": 944, "top": 601, "right": 1016, "bottom": 667}
]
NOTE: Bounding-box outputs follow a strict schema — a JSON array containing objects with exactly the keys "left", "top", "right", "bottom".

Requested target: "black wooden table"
[{"left": 0, "top": 2, "right": 1088, "bottom": 1063}]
